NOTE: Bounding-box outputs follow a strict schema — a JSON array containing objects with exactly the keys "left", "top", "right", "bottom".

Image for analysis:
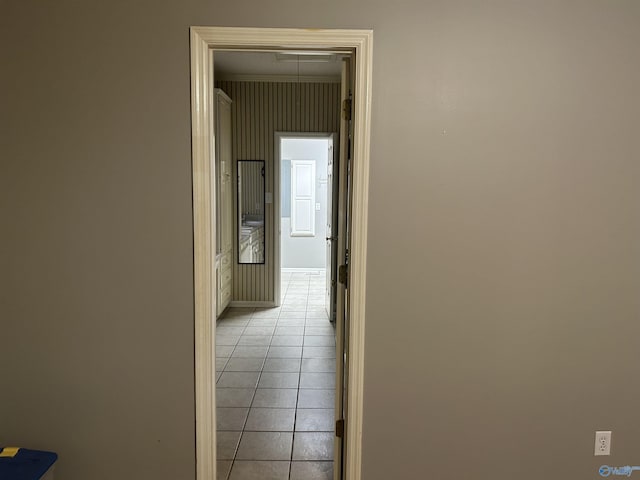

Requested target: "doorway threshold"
[{"left": 282, "top": 268, "right": 326, "bottom": 275}]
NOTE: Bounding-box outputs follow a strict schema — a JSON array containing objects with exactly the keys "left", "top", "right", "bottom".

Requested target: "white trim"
[
  {"left": 190, "top": 26, "right": 372, "bottom": 480},
  {"left": 216, "top": 73, "right": 340, "bottom": 83},
  {"left": 274, "top": 137, "right": 282, "bottom": 307},
  {"left": 190, "top": 27, "right": 215, "bottom": 480},
  {"left": 345, "top": 35, "right": 372, "bottom": 479}
]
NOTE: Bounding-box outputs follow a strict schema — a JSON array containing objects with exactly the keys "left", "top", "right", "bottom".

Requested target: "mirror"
[{"left": 237, "top": 160, "right": 265, "bottom": 264}]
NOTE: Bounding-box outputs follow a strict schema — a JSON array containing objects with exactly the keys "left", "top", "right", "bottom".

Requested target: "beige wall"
[{"left": 1, "top": 1, "right": 639, "bottom": 480}]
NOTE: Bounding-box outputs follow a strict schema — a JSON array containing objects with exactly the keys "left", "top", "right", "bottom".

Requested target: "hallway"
[{"left": 215, "top": 271, "right": 336, "bottom": 480}]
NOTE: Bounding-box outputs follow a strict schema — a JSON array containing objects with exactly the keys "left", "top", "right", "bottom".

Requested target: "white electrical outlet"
[{"left": 594, "top": 431, "right": 612, "bottom": 456}]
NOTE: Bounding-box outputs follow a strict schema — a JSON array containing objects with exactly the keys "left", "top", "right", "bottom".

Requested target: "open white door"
[
  {"left": 334, "top": 56, "right": 353, "bottom": 480},
  {"left": 325, "top": 138, "right": 337, "bottom": 320}
]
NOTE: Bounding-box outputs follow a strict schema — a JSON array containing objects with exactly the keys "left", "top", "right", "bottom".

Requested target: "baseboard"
[{"left": 228, "top": 301, "right": 277, "bottom": 308}]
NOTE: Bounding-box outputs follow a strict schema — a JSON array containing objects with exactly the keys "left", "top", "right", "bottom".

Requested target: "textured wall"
[{"left": 1, "top": 1, "right": 639, "bottom": 479}]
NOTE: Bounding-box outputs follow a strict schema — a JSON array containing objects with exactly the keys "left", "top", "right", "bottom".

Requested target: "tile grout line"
[
  {"left": 285, "top": 278, "right": 299, "bottom": 480},
  {"left": 285, "top": 275, "right": 306, "bottom": 480},
  {"left": 215, "top": 311, "right": 235, "bottom": 480},
  {"left": 222, "top": 308, "right": 259, "bottom": 477},
  {"left": 231, "top": 315, "right": 274, "bottom": 468},
  {"left": 217, "top": 274, "right": 334, "bottom": 477}
]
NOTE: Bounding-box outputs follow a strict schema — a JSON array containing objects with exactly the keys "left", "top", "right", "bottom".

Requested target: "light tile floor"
[{"left": 216, "top": 271, "right": 336, "bottom": 480}]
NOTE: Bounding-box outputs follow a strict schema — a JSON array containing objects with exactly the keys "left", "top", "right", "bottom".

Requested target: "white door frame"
[
  {"left": 190, "top": 27, "right": 372, "bottom": 480},
  {"left": 274, "top": 131, "right": 337, "bottom": 307}
]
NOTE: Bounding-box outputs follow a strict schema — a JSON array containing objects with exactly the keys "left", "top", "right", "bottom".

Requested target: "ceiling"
[{"left": 214, "top": 51, "right": 343, "bottom": 78}]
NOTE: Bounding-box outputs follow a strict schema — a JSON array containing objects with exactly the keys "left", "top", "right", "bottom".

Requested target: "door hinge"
[
  {"left": 338, "top": 264, "right": 349, "bottom": 287},
  {"left": 342, "top": 98, "right": 352, "bottom": 121},
  {"left": 336, "top": 418, "right": 345, "bottom": 438}
]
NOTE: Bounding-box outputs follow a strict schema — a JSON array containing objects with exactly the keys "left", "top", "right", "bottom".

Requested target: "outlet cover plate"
[{"left": 595, "top": 431, "right": 612, "bottom": 456}]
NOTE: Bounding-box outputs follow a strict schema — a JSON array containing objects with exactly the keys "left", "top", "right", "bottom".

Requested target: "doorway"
[
  {"left": 277, "top": 134, "right": 336, "bottom": 319},
  {"left": 214, "top": 53, "right": 341, "bottom": 478},
  {"left": 190, "top": 27, "right": 373, "bottom": 480}
]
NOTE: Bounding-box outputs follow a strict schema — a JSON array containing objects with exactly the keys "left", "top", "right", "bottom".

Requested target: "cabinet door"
[
  {"left": 218, "top": 93, "right": 233, "bottom": 254},
  {"left": 220, "top": 170, "right": 232, "bottom": 254},
  {"left": 215, "top": 89, "right": 233, "bottom": 318}
]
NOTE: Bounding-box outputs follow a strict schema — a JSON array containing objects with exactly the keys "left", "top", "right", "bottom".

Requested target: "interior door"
[
  {"left": 325, "top": 138, "right": 336, "bottom": 321},
  {"left": 334, "top": 56, "right": 352, "bottom": 480}
]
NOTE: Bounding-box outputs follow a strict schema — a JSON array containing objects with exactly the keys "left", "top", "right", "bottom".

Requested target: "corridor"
[{"left": 215, "top": 271, "right": 336, "bottom": 480}]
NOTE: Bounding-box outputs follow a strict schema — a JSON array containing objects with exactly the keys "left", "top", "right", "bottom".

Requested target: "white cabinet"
[
  {"left": 215, "top": 89, "right": 233, "bottom": 317},
  {"left": 239, "top": 225, "right": 264, "bottom": 263}
]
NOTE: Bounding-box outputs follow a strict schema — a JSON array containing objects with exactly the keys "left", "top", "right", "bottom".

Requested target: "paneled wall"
[
  {"left": 238, "top": 160, "right": 264, "bottom": 217},
  {"left": 216, "top": 80, "right": 341, "bottom": 302}
]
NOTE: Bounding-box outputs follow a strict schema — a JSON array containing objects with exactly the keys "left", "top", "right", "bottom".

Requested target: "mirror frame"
[{"left": 237, "top": 159, "right": 266, "bottom": 265}]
